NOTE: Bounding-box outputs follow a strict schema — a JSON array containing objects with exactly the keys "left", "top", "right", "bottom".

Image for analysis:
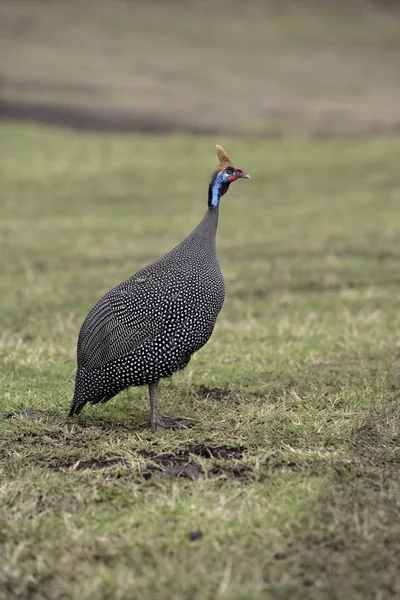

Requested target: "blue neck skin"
[{"left": 209, "top": 171, "right": 229, "bottom": 208}]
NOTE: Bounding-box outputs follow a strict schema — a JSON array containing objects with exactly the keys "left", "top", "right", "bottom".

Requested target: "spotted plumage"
[{"left": 69, "top": 145, "right": 250, "bottom": 431}]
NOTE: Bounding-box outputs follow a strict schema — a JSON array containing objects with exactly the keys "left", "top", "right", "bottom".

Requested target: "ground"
[{"left": 1, "top": 127, "right": 400, "bottom": 599}]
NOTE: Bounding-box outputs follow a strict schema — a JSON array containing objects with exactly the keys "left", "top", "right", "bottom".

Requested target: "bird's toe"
[{"left": 147, "top": 415, "right": 195, "bottom": 431}]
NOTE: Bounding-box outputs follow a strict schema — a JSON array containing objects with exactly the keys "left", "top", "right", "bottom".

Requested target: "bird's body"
[
  {"left": 69, "top": 145, "right": 249, "bottom": 431},
  {"left": 71, "top": 208, "right": 224, "bottom": 410}
]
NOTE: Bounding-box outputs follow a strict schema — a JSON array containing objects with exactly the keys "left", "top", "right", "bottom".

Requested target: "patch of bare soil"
[
  {"left": 45, "top": 444, "right": 249, "bottom": 481},
  {"left": 141, "top": 444, "right": 248, "bottom": 481}
]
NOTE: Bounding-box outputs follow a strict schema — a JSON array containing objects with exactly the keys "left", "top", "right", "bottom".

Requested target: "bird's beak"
[{"left": 239, "top": 171, "right": 251, "bottom": 179}]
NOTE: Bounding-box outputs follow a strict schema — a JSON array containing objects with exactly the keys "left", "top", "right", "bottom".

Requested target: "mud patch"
[
  {"left": 42, "top": 443, "right": 321, "bottom": 481},
  {"left": 143, "top": 443, "right": 244, "bottom": 462},
  {"left": 44, "top": 444, "right": 249, "bottom": 481},
  {"left": 142, "top": 444, "right": 248, "bottom": 481}
]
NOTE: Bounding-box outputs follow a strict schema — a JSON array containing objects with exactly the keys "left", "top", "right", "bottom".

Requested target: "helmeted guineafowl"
[{"left": 69, "top": 145, "right": 250, "bottom": 431}]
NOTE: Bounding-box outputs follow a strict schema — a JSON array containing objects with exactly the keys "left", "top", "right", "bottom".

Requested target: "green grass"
[
  {"left": 2, "top": 0, "right": 400, "bottom": 136},
  {"left": 1, "top": 124, "right": 400, "bottom": 599}
]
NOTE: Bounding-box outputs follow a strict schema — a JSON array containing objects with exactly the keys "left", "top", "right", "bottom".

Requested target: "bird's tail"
[{"left": 68, "top": 369, "right": 88, "bottom": 417}]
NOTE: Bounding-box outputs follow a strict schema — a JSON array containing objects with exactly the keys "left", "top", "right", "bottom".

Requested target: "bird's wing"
[{"left": 77, "top": 272, "right": 171, "bottom": 371}]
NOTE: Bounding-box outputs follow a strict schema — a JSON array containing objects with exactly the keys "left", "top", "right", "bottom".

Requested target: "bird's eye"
[{"left": 225, "top": 166, "right": 235, "bottom": 175}]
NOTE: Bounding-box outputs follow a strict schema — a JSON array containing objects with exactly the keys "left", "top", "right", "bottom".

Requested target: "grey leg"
[
  {"left": 149, "top": 381, "right": 160, "bottom": 433},
  {"left": 148, "top": 381, "right": 195, "bottom": 432}
]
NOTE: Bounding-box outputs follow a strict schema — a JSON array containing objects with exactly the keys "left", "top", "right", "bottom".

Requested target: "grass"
[
  {"left": 2, "top": 0, "right": 400, "bottom": 135},
  {"left": 1, "top": 124, "right": 400, "bottom": 599}
]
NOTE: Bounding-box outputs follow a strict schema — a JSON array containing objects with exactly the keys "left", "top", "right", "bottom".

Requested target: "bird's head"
[{"left": 208, "top": 145, "right": 250, "bottom": 209}]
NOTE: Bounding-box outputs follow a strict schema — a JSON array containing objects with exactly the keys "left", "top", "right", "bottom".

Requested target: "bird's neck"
[
  {"left": 205, "top": 205, "right": 220, "bottom": 227},
  {"left": 202, "top": 205, "right": 220, "bottom": 237},
  {"left": 189, "top": 205, "right": 219, "bottom": 249}
]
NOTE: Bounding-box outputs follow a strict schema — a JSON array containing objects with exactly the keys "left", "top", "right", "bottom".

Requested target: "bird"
[{"left": 69, "top": 145, "right": 250, "bottom": 431}]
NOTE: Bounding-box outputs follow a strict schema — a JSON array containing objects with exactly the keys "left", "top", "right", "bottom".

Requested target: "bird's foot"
[{"left": 148, "top": 415, "right": 195, "bottom": 432}]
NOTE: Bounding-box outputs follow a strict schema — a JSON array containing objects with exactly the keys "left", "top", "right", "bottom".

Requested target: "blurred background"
[{"left": 2, "top": 0, "right": 400, "bottom": 138}]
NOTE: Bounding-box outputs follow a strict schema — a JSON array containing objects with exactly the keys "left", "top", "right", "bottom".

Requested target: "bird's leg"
[
  {"left": 149, "top": 381, "right": 161, "bottom": 433},
  {"left": 148, "top": 382, "right": 195, "bottom": 432}
]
